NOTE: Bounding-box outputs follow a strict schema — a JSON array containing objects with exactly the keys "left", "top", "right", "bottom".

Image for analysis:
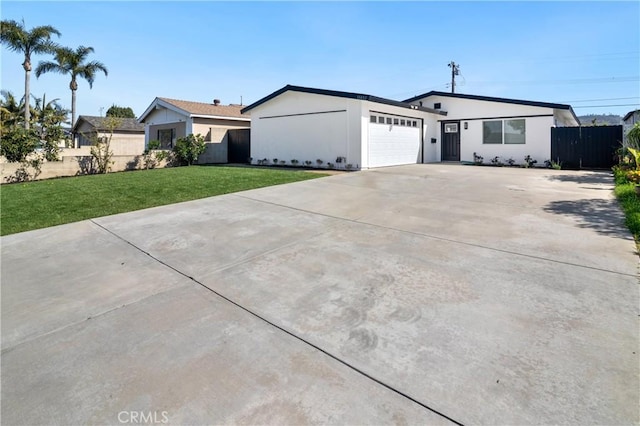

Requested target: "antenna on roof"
[
  {"left": 240, "top": 95, "right": 243, "bottom": 106},
  {"left": 99, "top": 107, "right": 104, "bottom": 117}
]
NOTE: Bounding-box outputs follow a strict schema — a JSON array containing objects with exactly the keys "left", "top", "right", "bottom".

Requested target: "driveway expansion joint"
[
  {"left": 234, "top": 194, "right": 637, "bottom": 278},
  {"left": 89, "top": 220, "right": 465, "bottom": 426}
]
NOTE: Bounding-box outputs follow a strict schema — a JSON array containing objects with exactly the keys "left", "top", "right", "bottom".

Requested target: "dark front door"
[{"left": 442, "top": 121, "right": 460, "bottom": 161}]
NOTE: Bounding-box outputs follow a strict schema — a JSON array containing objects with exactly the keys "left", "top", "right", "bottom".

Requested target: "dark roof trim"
[
  {"left": 241, "top": 85, "right": 447, "bottom": 116},
  {"left": 623, "top": 109, "right": 640, "bottom": 122},
  {"left": 404, "top": 90, "right": 570, "bottom": 110},
  {"left": 403, "top": 90, "right": 580, "bottom": 124}
]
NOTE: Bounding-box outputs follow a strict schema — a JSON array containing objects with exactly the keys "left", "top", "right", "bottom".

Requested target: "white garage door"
[{"left": 368, "top": 113, "right": 421, "bottom": 168}]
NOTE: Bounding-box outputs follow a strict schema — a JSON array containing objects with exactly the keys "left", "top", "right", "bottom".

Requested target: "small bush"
[
  {"left": 0, "top": 126, "right": 39, "bottom": 162},
  {"left": 473, "top": 152, "right": 484, "bottom": 165},
  {"left": 173, "top": 134, "right": 206, "bottom": 166},
  {"left": 506, "top": 157, "right": 516, "bottom": 166},
  {"left": 490, "top": 156, "right": 503, "bottom": 166},
  {"left": 625, "top": 170, "right": 640, "bottom": 184},
  {"left": 523, "top": 155, "right": 537, "bottom": 168},
  {"left": 291, "top": 159, "right": 299, "bottom": 166},
  {"left": 316, "top": 159, "right": 323, "bottom": 166}
]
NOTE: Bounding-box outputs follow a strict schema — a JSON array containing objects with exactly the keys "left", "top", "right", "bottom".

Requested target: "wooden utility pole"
[{"left": 448, "top": 61, "right": 460, "bottom": 93}]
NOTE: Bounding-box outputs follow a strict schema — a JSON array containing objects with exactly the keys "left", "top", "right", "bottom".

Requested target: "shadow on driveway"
[
  {"left": 543, "top": 197, "right": 632, "bottom": 240},
  {"left": 545, "top": 171, "right": 613, "bottom": 186}
]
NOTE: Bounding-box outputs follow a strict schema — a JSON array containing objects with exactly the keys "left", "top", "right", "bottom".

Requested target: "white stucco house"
[
  {"left": 240, "top": 85, "right": 579, "bottom": 169},
  {"left": 138, "top": 97, "right": 250, "bottom": 163}
]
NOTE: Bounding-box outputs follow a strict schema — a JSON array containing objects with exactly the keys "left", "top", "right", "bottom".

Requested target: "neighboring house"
[
  {"left": 240, "top": 85, "right": 579, "bottom": 169},
  {"left": 623, "top": 109, "right": 640, "bottom": 146},
  {"left": 73, "top": 116, "right": 145, "bottom": 155},
  {"left": 138, "top": 97, "right": 250, "bottom": 163}
]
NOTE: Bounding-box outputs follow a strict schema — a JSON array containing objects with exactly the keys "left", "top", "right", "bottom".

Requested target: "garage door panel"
[{"left": 368, "top": 117, "right": 420, "bottom": 168}]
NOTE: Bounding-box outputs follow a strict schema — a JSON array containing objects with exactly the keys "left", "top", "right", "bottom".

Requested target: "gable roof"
[
  {"left": 138, "top": 97, "right": 249, "bottom": 123},
  {"left": 623, "top": 109, "right": 640, "bottom": 122},
  {"left": 73, "top": 116, "right": 144, "bottom": 133},
  {"left": 403, "top": 91, "right": 579, "bottom": 124},
  {"left": 241, "top": 85, "right": 447, "bottom": 115}
]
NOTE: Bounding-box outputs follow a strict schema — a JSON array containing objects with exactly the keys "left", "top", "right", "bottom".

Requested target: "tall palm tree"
[
  {"left": 35, "top": 45, "right": 108, "bottom": 127},
  {"left": 0, "top": 20, "right": 60, "bottom": 129}
]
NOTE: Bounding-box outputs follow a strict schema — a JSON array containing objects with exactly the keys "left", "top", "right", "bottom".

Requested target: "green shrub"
[
  {"left": 0, "top": 126, "right": 39, "bottom": 162},
  {"left": 173, "top": 134, "right": 206, "bottom": 166}
]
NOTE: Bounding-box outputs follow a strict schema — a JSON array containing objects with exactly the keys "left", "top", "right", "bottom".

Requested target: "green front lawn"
[{"left": 1, "top": 166, "right": 327, "bottom": 236}]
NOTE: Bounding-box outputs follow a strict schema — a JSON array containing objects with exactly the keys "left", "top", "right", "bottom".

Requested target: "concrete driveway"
[{"left": 2, "top": 164, "right": 638, "bottom": 425}]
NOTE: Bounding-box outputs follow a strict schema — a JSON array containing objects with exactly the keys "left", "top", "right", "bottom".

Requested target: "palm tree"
[
  {"left": 35, "top": 45, "right": 108, "bottom": 127},
  {"left": 0, "top": 20, "right": 60, "bottom": 129},
  {"left": 0, "top": 90, "right": 23, "bottom": 127}
]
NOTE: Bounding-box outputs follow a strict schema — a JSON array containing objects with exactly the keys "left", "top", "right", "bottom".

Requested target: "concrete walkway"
[{"left": 2, "top": 164, "right": 638, "bottom": 425}]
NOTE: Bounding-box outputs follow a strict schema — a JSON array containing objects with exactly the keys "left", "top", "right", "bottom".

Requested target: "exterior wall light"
[{"left": 464, "top": 122, "right": 468, "bottom": 129}]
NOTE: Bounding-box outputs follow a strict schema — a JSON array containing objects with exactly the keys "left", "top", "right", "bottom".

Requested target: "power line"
[
  {"left": 558, "top": 96, "right": 640, "bottom": 103},
  {"left": 572, "top": 103, "right": 640, "bottom": 108},
  {"left": 467, "top": 76, "right": 639, "bottom": 87}
]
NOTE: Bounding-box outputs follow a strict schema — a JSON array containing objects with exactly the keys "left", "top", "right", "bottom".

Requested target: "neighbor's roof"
[
  {"left": 73, "top": 116, "right": 144, "bottom": 133},
  {"left": 138, "top": 97, "right": 249, "bottom": 122},
  {"left": 623, "top": 109, "right": 640, "bottom": 122},
  {"left": 240, "top": 85, "right": 447, "bottom": 115},
  {"left": 403, "top": 91, "right": 580, "bottom": 124}
]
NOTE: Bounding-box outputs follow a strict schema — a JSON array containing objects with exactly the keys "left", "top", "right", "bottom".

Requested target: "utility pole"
[{"left": 448, "top": 61, "right": 460, "bottom": 93}]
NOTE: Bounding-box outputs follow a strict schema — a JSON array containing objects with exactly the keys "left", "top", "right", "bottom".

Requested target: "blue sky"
[{"left": 2, "top": 1, "right": 638, "bottom": 120}]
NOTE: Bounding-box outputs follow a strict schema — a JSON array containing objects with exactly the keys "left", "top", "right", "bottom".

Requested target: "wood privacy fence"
[
  {"left": 227, "top": 129, "right": 251, "bottom": 163},
  {"left": 551, "top": 125, "right": 622, "bottom": 169}
]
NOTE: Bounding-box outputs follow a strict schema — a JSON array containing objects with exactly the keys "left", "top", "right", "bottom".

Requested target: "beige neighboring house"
[
  {"left": 73, "top": 115, "right": 145, "bottom": 155},
  {"left": 138, "top": 97, "right": 251, "bottom": 163}
]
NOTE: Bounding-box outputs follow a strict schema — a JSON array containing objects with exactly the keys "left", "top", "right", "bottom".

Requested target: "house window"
[
  {"left": 378, "top": 116, "right": 385, "bottom": 124},
  {"left": 370, "top": 115, "right": 377, "bottom": 123},
  {"left": 483, "top": 119, "right": 527, "bottom": 144},
  {"left": 386, "top": 117, "right": 392, "bottom": 124},
  {"left": 158, "top": 128, "right": 175, "bottom": 149},
  {"left": 400, "top": 119, "right": 405, "bottom": 126},
  {"left": 504, "top": 119, "right": 526, "bottom": 144},
  {"left": 483, "top": 121, "right": 503, "bottom": 144},
  {"left": 444, "top": 123, "right": 458, "bottom": 133},
  {"left": 434, "top": 102, "right": 441, "bottom": 109},
  {"left": 393, "top": 118, "right": 399, "bottom": 125},
  {"left": 412, "top": 121, "right": 418, "bottom": 127}
]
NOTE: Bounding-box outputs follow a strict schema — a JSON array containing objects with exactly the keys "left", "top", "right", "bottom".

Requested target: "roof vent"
[{"left": 213, "top": 99, "right": 221, "bottom": 106}]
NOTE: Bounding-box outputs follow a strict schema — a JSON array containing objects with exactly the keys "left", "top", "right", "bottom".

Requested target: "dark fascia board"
[
  {"left": 403, "top": 90, "right": 579, "bottom": 124},
  {"left": 623, "top": 109, "right": 640, "bottom": 122},
  {"left": 241, "top": 85, "right": 447, "bottom": 116}
]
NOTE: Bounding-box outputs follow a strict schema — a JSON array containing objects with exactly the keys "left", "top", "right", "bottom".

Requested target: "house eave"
[{"left": 190, "top": 114, "right": 251, "bottom": 122}]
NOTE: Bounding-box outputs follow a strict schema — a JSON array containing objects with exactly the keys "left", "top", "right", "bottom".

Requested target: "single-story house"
[
  {"left": 403, "top": 91, "right": 580, "bottom": 164},
  {"left": 73, "top": 116, "right": 145, "bottom": 155},
  {"left": 240, "top": 85, "right": 579, "bottom": 169},
  {"left": 138, "top": 97, "right": 250, "bottom": 163},
  {"left": 623, "top": 109, "right": 639, "bottom": 145}
]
